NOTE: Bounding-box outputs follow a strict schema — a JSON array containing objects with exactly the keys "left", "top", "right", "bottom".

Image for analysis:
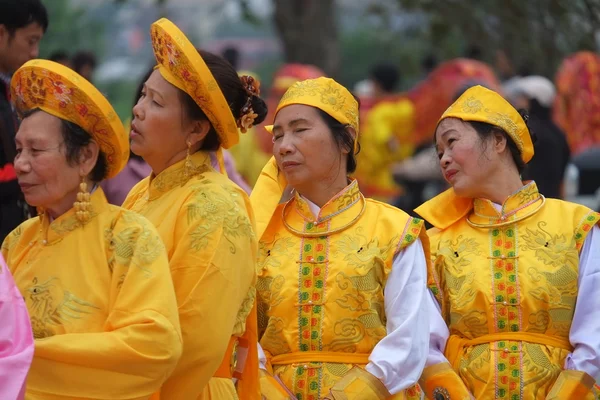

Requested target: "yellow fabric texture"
[
  {"left": 419, "top": 182, "right": 600, "bottom": 399},
  {"left": 546, "top": 370, "right": 597, "bottom": 400},
  {"left": 150, "top": 18, "right": 239, "bottom": 149},
  {"left": 122, "top": 151, "right": 258, "bottom": 399},
  {"left": 355, "top": 98, "right": 415, "bottom": 201},
  {"left": 415, "top": 85, "right": 535, "bottom": 229},
  {"left": 253, "top": 177, "right": 426, "bottom": 400},
  {"left": 10, "top": 60, "right": 129, "bottom": 179},
  {"left": 264, "top": 77, "right": 359, "bottom": 152},
  {"left": 1, "top": 188, "right": 182, "bottom": 399}
]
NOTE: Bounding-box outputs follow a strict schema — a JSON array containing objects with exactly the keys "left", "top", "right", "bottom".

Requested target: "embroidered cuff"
[
  {"left": 419, "top": 362, "right": 473, "bottom": 400},
  {"left": 326, "top": 366, "right": 391, "bottom": 400},
  {"left": 546, "top": 370, "right": 596, "bottom": 400}
]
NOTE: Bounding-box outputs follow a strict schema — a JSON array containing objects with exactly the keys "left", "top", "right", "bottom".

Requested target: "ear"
[
  {"left": 343, "top": 126, "right": 357, "bottom": 155},
  {"left": 79, "top": 141, "right": 100, "bottom": 178},
  {"left": 493, "top": 130, "right": 508, "bottom": 154},
  {"left": 187, "top": 119, "right": 211, "bottom": 149}
]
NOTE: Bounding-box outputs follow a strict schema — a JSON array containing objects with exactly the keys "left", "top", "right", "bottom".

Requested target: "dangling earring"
[
  {"left": 74, "top": 176, "right": 90, "bottom": 225},
  {"left": 184, "top": 141, "right": 193, "bottom": 178}
]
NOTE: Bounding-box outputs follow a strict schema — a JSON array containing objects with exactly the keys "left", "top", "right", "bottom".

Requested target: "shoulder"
[
  {"left": 185, "top": 172, "right": 250, "bottom": 210},
  {"left": 122, "top": 176, "right": 150, "bottom": 206},
  {"left": 365, "top": 198, "right": 420, "bottom": 224},
  {"left": 2, "top": 217, "right": 40, "bottom": 250}
]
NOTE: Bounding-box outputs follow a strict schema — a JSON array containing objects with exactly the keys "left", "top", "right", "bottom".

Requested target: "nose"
[
  {"left": 30, "top": 43, "right": 40, "bottom": 59},
  {"left": 132, "top": 101, "right": 144, "bottom": 120},
  {"left": 14, "top": 152, "right": 31, "bottom": 175},
  {"left": 439, "top": 151, "right": 451, "bottom": 169},
  {"left": 276, "top": 133, "right": 295, "bottom": 156}
]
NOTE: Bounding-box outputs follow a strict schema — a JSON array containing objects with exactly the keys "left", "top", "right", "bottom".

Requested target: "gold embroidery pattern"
[
  {"left": 233, "top": 286, "right": 256, "bottom": 334},
  {"left": 105, "top": 211, "right": 163, "bottom": 276},
  {"left": 26, "top": 277, "right": 100, "bottom": 339},
  {"left": 186, "top": 184, "right": 254, "bottom": 253}
]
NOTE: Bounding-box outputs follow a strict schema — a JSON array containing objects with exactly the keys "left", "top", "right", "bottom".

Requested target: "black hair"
[
  {"left": 177, "top": 49, "right": 268, "bottom": 152},
  {"left": 72, "top": 51, "right": 97, "bottom": 74},
  {"left": 369, "top": 63, "right": 400, "bottom": 93},
  {"left": 317, "top": 109, "right": 361, "bottom": 175},
  {"left": 0, "top": 0, "right": 48, "bottom": 34},
  {"left": 467, "top": 109, "right": 536, "bottom": 175},
  {"left": 49, "top": 50, "right": 70, "bottom": 63},
  {"left": 221, "top": 47, "right": 240, "bottom": 70},
  {"left": 22, "top": 109, "right": 108, "bottom": 182}
]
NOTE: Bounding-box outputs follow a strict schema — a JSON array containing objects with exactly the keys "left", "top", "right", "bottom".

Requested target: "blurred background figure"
[
  {"left": 48, "top": 49, "right": 70, "bottom": 67},
  {"left": 0, "top": 0, "right": 47, "bottom": 241},
  {"left": 506, "top": 75, "right": 570, "bottom": 199},
  {"left": 72, "top": 50, "right": 97, "bottom": 82}
]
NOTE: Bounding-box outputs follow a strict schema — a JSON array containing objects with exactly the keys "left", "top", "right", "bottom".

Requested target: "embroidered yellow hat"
[
  {"left": 439, "top": 85, "right": 534, "bottom": 163},
  {"left": 150, "top": 18, "right": 239, "bottom": 149},
  {"left": 10, "top": 59, "right": 129, "bottom": 179},
  {"left": 415, "top": 86, "right": 535, "bottom": 229},
  {"left": 265, "top": 77, "right": 359, "bottom": 151}
]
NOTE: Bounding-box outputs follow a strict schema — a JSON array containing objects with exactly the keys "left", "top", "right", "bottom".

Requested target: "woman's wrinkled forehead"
[
  {"left": 273, "top": 104, "right": 321, "bottom": 130},
  {"left": 434, "top": 117, "right": 467, "bottom": 144}
]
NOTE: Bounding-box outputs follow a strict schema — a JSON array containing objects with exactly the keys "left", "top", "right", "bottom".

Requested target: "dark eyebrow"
[
  {"left": 272, "top": 118, "right": 311, "bottom": 133},
  {"left": 142, "top": 83, "right": 164, "bottom": 100}
]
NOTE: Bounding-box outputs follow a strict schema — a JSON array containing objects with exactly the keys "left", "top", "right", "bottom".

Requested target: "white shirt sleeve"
[
  {"left": 426, "top": 289, "right": 451, "bottom": 366},
  {"left": 365, "top": 238, "right": 429, "bottom": 394},
  {"left": 258, "top": 342, "right": 267, "bottom": 371},
  {"left": 565, "top": 224, "right": 600, "bottom": 380}
]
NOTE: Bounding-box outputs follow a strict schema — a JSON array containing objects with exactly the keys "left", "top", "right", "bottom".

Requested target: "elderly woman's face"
[
  {"left": 14, "top": 111, "right": 81, "bottom": 209},
  {"left": 272, "top": 104, "right": 345, "bottom": 192},
  {"left": 435, "top": 118, "right": 498, "bottom": 198}
]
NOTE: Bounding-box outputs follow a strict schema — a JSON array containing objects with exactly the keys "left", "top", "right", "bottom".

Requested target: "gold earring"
[
  {"left": 184, "top": 141, "right": 193, "bottom": 178},
  {"left": 74, "top": 176, "right": 90, "bottom": 225}
]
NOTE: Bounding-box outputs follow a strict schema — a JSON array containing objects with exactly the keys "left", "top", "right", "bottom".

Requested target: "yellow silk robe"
[
  {"left": 123, "top": 151, "right": 257, "bottom": 399},
  {"left": 257, "top": 180, "right": 426, "bottom": 400},
  {"left": 1, "top": 187, "right": 182, "bottom": 400},
  {"left": 422, "top": 183, "right": 600, "bottom": 399}
]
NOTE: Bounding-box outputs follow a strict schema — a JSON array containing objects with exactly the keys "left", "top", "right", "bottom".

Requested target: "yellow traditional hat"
[
  {"left": 150, "top": 18, "right": 239, "bottom": 149},
  {"left": 265, "top": 77, "right": 360, "bottom": 151},
  {"left": 252, "top": 77, "right": 359, "bottom": 239},
  {"left": 415, "top": 86, "right": 535, "bottom": 229},
  {"left": 10, "top": 59, "right": 129, "bottom": 179},
  {"left": 439, "top": 85, "right": 534, "bottom": 163}
]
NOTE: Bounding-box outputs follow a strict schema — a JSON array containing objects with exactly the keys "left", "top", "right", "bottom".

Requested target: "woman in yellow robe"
[
  {"left": 2, "top": 60, "right": 182, "bottom": 399},
  {"left": 121, "top": 19, "right": 267, "bottom": 399},
  {"left": 415, "top": 85, "right": 600, "bottom": 399},
  {"left": 252, "top": 77, "right": 430, "bottom": 400}
]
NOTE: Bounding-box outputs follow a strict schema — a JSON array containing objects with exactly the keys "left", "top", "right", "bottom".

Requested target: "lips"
[
  {"left": 281, "top": 160, "right": 300, "bottom": 170},
  {"left": 19, "top": 182, "right": 35, "bottom": 190},
  {"left": 445, "top": 169, "right": 458, "bottom": 181},
  {"left": 130, "top": 121, "right": 141, "bottom": 138}
]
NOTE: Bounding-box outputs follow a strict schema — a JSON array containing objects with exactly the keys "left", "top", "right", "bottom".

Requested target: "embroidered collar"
[
  {"left": 39, "top": 186, "right": 109, "bottom": 245},
  {"left": 282, "top": 180, "right": 365, "bottom": 237},
  {"left": 469, "top": 181, "right": 544, "bottom": 227},
  {"left": 146, "top": 151, "right": 212, "bottom": 201},
  {"left": 293, "top": 179, "right": 362, "bottom": 223}
]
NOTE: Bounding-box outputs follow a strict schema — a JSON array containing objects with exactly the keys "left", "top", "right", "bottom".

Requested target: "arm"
[
  {"left": 419, "top": 290, "right": 473, "bottom": 399},
  {"left": 0, "top": 255, "right": 33, "bottom": 400},
  {"left": 258, "top": 343, "right": 296, "bottom": 399},
  {"left": 26, "top": 215, "right": 182, "bottom": 399},
  {"left": 162, "top": 186, "right": 257, "bottom": 395},
  {"left": 326, "top": 239, "right": 429, "bottom": 399},
  {"left": 547, "top": 225, "right": 600, "bottom": 399}
]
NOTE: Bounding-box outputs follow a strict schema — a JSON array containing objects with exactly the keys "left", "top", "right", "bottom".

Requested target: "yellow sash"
[
  {"left": 271, "top": 351, "right": 370, "bottom": 366},
  {"left": 445, "top": 332, "right": 573, "bottom": 370}
]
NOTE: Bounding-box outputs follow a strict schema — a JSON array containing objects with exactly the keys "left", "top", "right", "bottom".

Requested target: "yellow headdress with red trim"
[{"left": 11, "top": 59, "right": 129, "bottom": 179}]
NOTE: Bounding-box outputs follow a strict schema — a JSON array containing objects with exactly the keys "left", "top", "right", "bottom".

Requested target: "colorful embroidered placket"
[
  {"left": 490, "top": 223, "right": 522, "bottom": 399},
  {"left": 294, "top": 219, "right": 330, "bottom": 400}
]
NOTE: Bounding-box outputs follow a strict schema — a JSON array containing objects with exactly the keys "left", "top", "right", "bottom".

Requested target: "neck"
[
  {"left": 296, "top": 173, "right": 349, "bottom": 208},
  {"left": 146, "top": 148, "right": 188, "bottom": 176},
  {"left": 46, "top": 180, "right": 93, "bottom": 220},
  {"left": 477, "top": 168, "right": 524, "bottom": 205}
]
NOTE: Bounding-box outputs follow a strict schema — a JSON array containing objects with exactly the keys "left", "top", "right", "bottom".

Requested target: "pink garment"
[
  {"left": 100, "top": 157, "right": 152, "bottom": 206},
  {"left": 210, "top": 149, "right": 252, "bottom": 194},
  {"left": 0, "top": 254, "right": 34, "bottom": 399}
]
